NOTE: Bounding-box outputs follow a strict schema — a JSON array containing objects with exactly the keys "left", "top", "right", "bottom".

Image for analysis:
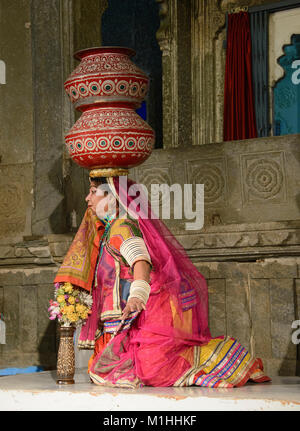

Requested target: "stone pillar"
[
  {"left": 191, "top": 0, "right": 226, "bottom": 146},
  {"left": 177, "top": 0, "right": 192, "bottom": 148},
  {"left": 156, "top": 0, "right": 179, "bottom": 149},
  {"left": 30, "top": 0, "right": 66, "bottom": 236},
  {"left": 156, "top": 0, "right": 193, "bottom": 149}
]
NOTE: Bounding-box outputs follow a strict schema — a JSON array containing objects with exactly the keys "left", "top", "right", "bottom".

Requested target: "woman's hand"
[
  {"left": 120, "top": 260, "right": 151, "bottom": 321},
  {"left": 121, "top": 297, "right": 146, "bottom": 320}
]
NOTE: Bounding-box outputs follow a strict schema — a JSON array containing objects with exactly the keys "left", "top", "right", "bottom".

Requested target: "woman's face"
[{"left": 85, "top": 182, "right": 108, "bottom": 215}]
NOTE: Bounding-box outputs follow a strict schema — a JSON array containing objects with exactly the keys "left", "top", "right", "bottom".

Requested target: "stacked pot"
[{"left": 64, "top": 47, "right": 155, "bottom": 177}]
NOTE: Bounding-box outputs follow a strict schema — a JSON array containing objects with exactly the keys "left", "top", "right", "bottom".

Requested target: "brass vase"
[{"left": 56, "top": 325, "right": 76, "bottom": 384}]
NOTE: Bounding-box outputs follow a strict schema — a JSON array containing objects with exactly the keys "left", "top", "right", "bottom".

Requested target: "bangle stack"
[{"left": 128, "top": 279, "right": 151, "bottom": 304}]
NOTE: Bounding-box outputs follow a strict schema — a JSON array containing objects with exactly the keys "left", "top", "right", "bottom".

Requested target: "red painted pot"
[
  {"left": 64, "top": 46, "right": 154, "bottom": 175},
  {"left": 65, "top": 104, "right": 155, "bottom": 170},
  {"left": 64, "top": 46, "right": 149, "bottom": 111}
]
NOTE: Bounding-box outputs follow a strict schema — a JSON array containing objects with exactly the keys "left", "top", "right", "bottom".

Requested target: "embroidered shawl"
[{"left": 54, "top": 208, "right": 104, "bottom": 292}]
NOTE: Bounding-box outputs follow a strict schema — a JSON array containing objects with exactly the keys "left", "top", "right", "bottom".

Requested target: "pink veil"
[{"left": 109, "top": 176, "right": 211, "bottom": 342}]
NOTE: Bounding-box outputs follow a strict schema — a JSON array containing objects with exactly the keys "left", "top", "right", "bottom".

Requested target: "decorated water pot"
[
  {"left": 64, "top": 46, "right": 149, "bottom": 111},
  {"left": 64, "top": 46, "right": 154, "bottom": 176},
  {"left": 65, "top": 103, "right": 155, "bottom": 170}
]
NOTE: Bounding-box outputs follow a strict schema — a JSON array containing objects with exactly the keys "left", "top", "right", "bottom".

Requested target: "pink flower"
[{"left": 48, "top": 299, "right": 60, "bottom": 320}]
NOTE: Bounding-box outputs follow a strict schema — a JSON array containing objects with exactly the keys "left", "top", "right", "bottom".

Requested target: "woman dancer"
[{"left": 54, "top": 175, "right": 270, "bottom": 388}]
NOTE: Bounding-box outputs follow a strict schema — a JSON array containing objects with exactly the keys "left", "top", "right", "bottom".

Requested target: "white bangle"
[
  {"left": 120, "top": 237, "right": 152, "bottom": 268},
  {"left": 128, "top": 279, "right": 151, "bottom": 304}
]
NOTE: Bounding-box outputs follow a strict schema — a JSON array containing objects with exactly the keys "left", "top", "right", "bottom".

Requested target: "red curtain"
[{"left": 223, "top": 12, "right": 257, "bottom": 141}]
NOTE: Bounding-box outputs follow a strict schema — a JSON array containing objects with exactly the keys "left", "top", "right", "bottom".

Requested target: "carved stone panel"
[
  {"left": 0, "top": 164, "right": 33, "bottom": 240},
  {"left": 185, "top": 157, "right": 228, "bottom": 207},
  {"left": 240, "top": 151, "right": 287, "bottom": 205},
  {"left": 135, "top": 161, "right": 174, "bottom": 217}
]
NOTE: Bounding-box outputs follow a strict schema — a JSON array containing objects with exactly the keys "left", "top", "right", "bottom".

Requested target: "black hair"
[
  {"left": 89, "top": 176, "right": 108, "bottom": 186},
  {"left": 89, "top": 176, "right": 114, "bottom": 198}
]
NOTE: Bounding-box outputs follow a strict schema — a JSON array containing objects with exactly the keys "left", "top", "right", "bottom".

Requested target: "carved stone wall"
[
  {"left": 0, "top": 0, "right": 34, "bottom": 243},
  {"left": 131, "top": 134, "right": 300, "bottom": 234},
  {"left": 197, "top": 258, "right": 300, "bottom": 376}
]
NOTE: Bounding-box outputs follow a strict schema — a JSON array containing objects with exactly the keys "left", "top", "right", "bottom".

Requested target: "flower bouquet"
[
  {"left": 49, "top": 282, "right": 93, "bottom": 385},
  {"left": 48, "top": 282, "right": 93, "bottom": 327}
]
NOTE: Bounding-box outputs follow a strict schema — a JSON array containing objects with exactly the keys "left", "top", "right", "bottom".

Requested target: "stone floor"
[{"left": 0, "top": 368, "right": 300, "bottom": 411}]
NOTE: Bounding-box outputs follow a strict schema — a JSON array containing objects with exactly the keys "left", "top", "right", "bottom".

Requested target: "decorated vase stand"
[{"left": 56, "top": 46, "right": 155, "bottom": 384}]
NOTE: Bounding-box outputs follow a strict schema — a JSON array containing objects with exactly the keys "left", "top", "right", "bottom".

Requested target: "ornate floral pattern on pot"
[
  {"left": 65, "top": 104, "right": 155, "bottom": 170},
  {"left": 64, "top": 47, "right": 149, "bottom": 111}
]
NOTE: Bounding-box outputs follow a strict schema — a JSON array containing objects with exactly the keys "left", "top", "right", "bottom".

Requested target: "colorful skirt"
[
  {"left": 175, "top": 335, "right": 270, "bottom": 388},
  {"left": 88, "top": 332, "right": 270, "bottom": 388}
]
